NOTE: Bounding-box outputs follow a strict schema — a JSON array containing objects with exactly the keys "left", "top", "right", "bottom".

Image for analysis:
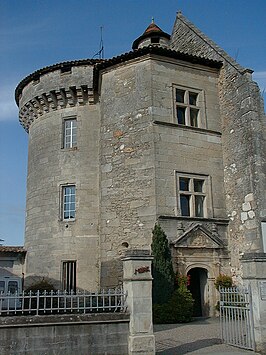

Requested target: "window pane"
[
  {"left": 195, "top": 195, "right": 204, "bottom": 217},
  {"left": 194, "top": 179, "right": 204, "bottom": 192},
  {"left": 177, "top": 107, "right": 186, "bottom": 125},
  {"left": 176, "top": 89, "right": 185, "bottom": 103},
  {"left": 179, "top": 177, "right": 190, "bottom": 191},
  {"left": 190, "top": 108, "right": 199, "bottom": 127},
  {"left": 8, "top": 281, "right": 18, "bottom": 294},
  {"left": 65, "top": 121, "right": 71, "bottom": 128},
  {"left": 0, "top": 281, "right": 5, "bottom": 293},
  {"left": 189, "top": 92, "right": 198, "bottom": 106},
  {"left": 64, "top": 211, "right": 70, "bottom": 219},
  {"left": 180, "top": 195, "right": 190, "bottom": 216}
]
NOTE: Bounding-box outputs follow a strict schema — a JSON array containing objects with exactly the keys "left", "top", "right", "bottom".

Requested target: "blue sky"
[{"left": 1, "top": 0, "right": 265, "bottom": 246}]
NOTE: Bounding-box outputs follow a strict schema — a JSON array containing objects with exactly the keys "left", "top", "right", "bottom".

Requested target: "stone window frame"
[
  {"left": 62, "top": 117, "right": 77, "bottom": 149},
  {"left": 175, "top": 172, "right": 212, "bottom": 218},
  {"left": 173, "top": 85, "right": 206, "bottom": 128},
  {"left": 60, "top": 184, "right": 76, "bottom": 221},
  {"left": 61, "top": 260, "right": 77, "bottom": 292}
]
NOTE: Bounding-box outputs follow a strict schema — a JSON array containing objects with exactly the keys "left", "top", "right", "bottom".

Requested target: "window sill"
[
  {"left": 158, "top": 215, "right": 229, "bottom": 225},
  {"left": 59, "top": 219, "right": 76, "bottom": 224},
  {"left": 61, "top": 147, "right": 78, "bottom": 151},
  {"left": 153, "top": 120, "right": 221, "bottom": 136}
]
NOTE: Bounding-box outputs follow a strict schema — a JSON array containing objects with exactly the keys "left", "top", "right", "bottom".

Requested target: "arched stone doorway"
[{"left": 187, "top": 267, "right": 208, "bottom": 317}]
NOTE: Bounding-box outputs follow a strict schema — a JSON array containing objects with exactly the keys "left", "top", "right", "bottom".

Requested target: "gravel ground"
[{"left": 154, "top": 317, "right": 259, "bottom": 355}]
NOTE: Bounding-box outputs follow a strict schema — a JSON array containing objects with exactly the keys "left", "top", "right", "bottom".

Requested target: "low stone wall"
[{"left": 0, "top": 313, "right": 129, "bottom": 355}]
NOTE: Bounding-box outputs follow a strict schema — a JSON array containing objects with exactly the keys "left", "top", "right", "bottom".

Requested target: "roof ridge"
[{"left": 172, "top": 12, "right": 245, "bottom": 72}]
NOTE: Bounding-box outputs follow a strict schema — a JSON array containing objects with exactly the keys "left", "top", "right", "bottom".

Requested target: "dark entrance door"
[{"left": 187, "top": 268, "right": 208, "bottom": 317}]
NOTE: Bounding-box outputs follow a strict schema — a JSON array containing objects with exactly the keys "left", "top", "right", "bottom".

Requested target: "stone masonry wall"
[
  {"left": 170, "top": 12, "right": 266, "bottom": 280},
  {"left": 219, "top": 64, "right": 266, "bottom": 279},
  {"left": 19, "top": 66, "right": 101, "bottom": 291},
  {"left": 99, "top": 58, "right": 157, "bottom": 287},
  {"left": 0, "top": 314, "right": 129, "bottom": 355}
]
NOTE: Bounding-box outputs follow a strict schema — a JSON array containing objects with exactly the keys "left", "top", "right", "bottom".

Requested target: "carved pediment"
[{"left": 171, "top": 223, "right": 224, "bottom": 249}]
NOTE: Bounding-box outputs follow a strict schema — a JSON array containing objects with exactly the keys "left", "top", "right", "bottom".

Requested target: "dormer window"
[
  {"left": 132, "top": 21, "right": 170, "bottom": 50},
  {"left": 151, "top": 37, "right": 160, "bottom": 44}
]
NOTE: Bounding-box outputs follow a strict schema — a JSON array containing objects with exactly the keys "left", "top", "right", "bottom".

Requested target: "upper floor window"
[
  {"left": 177, "top": 174, "right": 208, "bottom": 217},
  {"left": 64, "top": 118, "right": 77, "bottom": 149},
  {"left": 175, "top": 87, "right": 201, "bottom": 127},
  {"left": 63, "top": 185, "right": 76, "bottom": 220}
]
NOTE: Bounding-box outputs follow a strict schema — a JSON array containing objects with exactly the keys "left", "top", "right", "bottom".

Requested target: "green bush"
[
  {"left": 151, "top": 224, "right": 175, "bottom": 305},
  {"left": 214, "top": 274, "right": 233, "bottom": 290},
  {"left": 25, "top": 278, "right": 56, "bottom": 294},
  {"left": 153, "top": 287, "right": 194, "bottom": 324}
]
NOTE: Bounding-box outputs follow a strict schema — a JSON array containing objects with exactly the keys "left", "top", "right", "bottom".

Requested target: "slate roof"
[
  {"left": 170, "top": 12, "right": 246, "bottom": 73},
  {"left": 0, "top": 246, "right": 26, "bottom": 254}
]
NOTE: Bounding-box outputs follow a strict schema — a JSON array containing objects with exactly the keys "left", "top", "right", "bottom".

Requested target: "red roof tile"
[{"left": 0, "top": 246, "right": 26, "bottom": 253}]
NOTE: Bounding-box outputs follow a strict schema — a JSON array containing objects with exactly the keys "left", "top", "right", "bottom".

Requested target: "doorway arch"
[{"left": 187, "top": 267, "right": 208, "bottom": 317}]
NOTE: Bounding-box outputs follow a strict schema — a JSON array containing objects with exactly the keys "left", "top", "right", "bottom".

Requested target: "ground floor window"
[{"left": 62, "top": 261, "right": 76, "bottom": 292}]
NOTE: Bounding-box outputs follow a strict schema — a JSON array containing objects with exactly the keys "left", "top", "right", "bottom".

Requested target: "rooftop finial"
[{"left": 152, "top": 17, "right": 154, "bottom": 23}]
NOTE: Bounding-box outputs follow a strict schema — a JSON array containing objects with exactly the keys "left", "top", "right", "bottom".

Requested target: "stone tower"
[{"left": 16, "top": 13, "right": 265, "bottom": 315}]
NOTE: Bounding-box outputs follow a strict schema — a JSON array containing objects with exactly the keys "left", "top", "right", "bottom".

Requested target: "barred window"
[
  {"left": 62, "top": 261, "right": 76, "bottom": 292},
  {"left": 64, "top": 118, "right": 77, "bottom": 148},
  {"left": 62, "top": 185, "right": 76, "bottom": 220}
]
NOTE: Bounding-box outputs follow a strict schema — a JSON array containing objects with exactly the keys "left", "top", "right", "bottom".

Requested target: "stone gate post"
[
  {"left": 122, "top": 249, "right": 155, "bottom": 355},
  {"left": 242, "top": 253, "right": 266, "bottom": 353}
]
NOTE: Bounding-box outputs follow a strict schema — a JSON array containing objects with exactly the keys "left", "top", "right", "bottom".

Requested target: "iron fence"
[
  {"left": 0, "top": 288, "right": 127, "bottom": 316},
  {"left": 219, "top": 286, "right": 255, "bottom": 350}
]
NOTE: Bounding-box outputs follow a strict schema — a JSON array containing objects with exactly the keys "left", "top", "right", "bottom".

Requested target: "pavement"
[{"left": 154, "top": 317, "right": 260, "bottom": 355}]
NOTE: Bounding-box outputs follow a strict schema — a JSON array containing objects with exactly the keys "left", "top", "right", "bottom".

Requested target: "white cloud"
[{"left": 0, "top": 84, "right": 18, "bottom": 121}]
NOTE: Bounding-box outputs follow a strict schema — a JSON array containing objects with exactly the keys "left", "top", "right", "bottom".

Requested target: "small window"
[
  {"left": 151, "top": 37, "right": 160, "bottom": 44},
  {"left": 174, "top": 87, "right": 201, "bottom": 127},
  {"left": 177, "top": 174, "right": 208, "bottom": 218},
  {"left": 8, "top": 281, "right": 18, "bottom": 294},
  {"left": 0, "top": 281, "right": 5, "bottom": 293},
  {"left": 62, "top": 185, "right": 76, "bottom": 220},
  {"left": 62, "top": 261, "right": 76, "bottom": 292},
  {"left": 64, "top": 118, "right": 77, "bottom": 149}
]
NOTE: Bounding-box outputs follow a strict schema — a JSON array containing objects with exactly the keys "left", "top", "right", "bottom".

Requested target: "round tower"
[{"left": 16, "top": 61, "right": 101, "bottom": 291}]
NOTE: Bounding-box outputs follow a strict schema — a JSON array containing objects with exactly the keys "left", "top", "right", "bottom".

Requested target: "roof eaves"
[
  {"left": 15, "top": 58, "right": 104, "bottom": 106},
  {"left": 0, "top": 246, "right": 26, "bottom": 254},
  {"left": 93, "top": 45, "right": 222, "bottom": 91}
]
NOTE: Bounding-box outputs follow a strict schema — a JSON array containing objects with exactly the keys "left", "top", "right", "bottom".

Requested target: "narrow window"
[
  {"left": 0, "top": 281, "right": 5, "bottom": 293},
  {"left": 62, "top": 261, "right": 76, "bottom": 292},
  {"left": 63, "top": 185, "right": 76, "bottom": 220},
  {"left": 64, "top": 118, "right": 77, "bottom": 148}
]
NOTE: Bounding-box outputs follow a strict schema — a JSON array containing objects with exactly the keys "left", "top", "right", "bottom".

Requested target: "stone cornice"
[
  {"left": 15, "top": 59, "right": 103, "bottom": 105},
  {"left": 19, "top": 85, "right": 94, "bottom": 132}
]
